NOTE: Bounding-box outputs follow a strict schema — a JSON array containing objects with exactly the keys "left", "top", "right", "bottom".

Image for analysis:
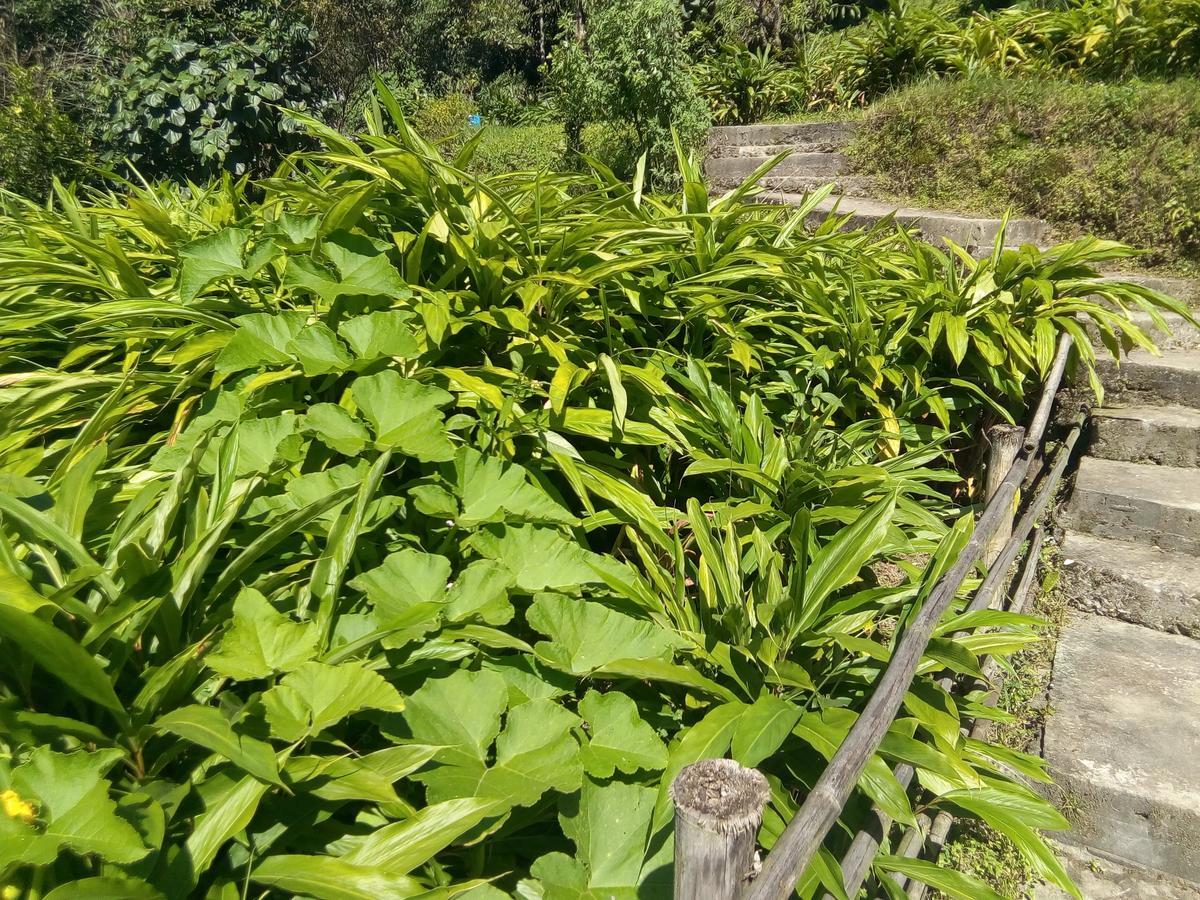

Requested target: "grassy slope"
[{"left": 847, "top": 76, "right": 1200, "bottom": 268}]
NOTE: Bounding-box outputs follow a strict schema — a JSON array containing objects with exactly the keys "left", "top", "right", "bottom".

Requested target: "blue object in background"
[{"left": 468, "top": 114, "right": 482, "bottom": 127}]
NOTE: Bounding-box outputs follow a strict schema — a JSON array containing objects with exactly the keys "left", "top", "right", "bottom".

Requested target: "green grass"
[{"left": 848, "top": 76, "right": 1200, "bottom": 265}]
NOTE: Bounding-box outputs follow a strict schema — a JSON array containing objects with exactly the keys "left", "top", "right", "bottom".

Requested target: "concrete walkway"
[
  {"left": 706, "top": 123, "right": 1200, "bottom": 897},
  {"left": 706, "top": 122, "right": 1048, "bottom": 253},
  {"left": 1050, "top": 306, "right": 1200, "bottom": 896}
]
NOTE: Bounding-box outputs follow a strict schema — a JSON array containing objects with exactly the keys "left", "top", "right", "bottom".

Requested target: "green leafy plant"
[
  {"left": 93, "top": 8, "right": 315, "bottom": 179},
  {"left": 695, "top": 45, "right": 805, "bottom": 124},
  {"left": 0, "top": 62, "right": 91, "bottom": 196},
  {"left": 549, "top": 0, "right": 710, "bottom": 184},
  {"left": 0, "top": 88, "right": 1189, "bottom": 898}
]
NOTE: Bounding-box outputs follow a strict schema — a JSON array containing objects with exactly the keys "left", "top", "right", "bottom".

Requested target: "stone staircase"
[
  {"left": 707, "top": 119, "right": 1200, "bottom": 898},
  {"left": 1042, "top": 303, "right": 1200, "bottom": 897},
  {"left": 705, "top": 121, "right": 1051, "bottom": 253}
]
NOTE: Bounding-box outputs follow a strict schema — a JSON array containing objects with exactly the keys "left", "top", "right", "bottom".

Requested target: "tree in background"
[
  {"left": 550, "top": 0, "right": 709, "bottom": 184},
  {"left": 90, "top": 1, "right": 316, "bottom": 180}
]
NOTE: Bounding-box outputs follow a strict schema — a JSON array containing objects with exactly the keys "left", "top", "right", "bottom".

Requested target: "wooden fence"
[{"left": 672, "top": 335, "right": 1079, "bottom": 899}]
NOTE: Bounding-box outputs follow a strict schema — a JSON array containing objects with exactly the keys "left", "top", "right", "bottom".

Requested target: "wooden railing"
[{"left": 672, "top": 335, "right": 1080, "bottom": 899}]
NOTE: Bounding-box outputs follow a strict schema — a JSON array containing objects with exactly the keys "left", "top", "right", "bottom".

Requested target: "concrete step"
[
  {"left": 1034, "top": 839, "right": 1200, "bottom": 899},
  {"left": 1060, "top": 531, "right": 1200, "bottom": 638},
  {"left": 1090, "top": 405, "right": 1200, "bottom": 467},
  {"left": 768, "top": 194, "right": 1049, "bottom": 252},
  {"left": 705, "top": 152, "right": 852, "bottom": 185},
  {"left": 708, "top": 121, "right": 857, "bottom": 153},
  {"left": 1098, "top": 350, "right": 1200, "bottom": 409},
  {"left": 1044, "top": 613, "right": 1200, "bottom": 883},
  {"left": 723, "top": 174, "right": 874, "bottom": 196},
  {"left": 1065, "top": 456, "right": 1200, "bottom": 554}
]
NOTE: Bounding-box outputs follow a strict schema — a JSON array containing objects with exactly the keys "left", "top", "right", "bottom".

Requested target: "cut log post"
[
  {"left": 982, "top": 424, "right": 1025, "bottom": 568},
  {"left": 671, "top": 758, "right": 769, "bottom": 900}
]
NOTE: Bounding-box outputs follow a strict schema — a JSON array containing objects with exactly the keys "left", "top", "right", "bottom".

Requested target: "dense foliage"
[
  {"left": 549, "top": 0, "right": 710, "bottom": 184},
  {"left": 694, "top": 0, "right": 1200, "bottom": 121},
  {"left": 849, "top": 76, "right": 1200, "bottom": 263},
  {"left": 0, "top": 62, "right": 91, "bottom": 194},
  {"left": 92, "top": 6, "right": 315, "bottom": 180},
  {"left": 0, "top": 98, "right": 1188, "bottom": 898}
]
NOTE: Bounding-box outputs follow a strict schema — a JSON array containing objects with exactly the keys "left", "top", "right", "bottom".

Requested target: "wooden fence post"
[
  {"left": 671, "top": 758, "right": 769, "bottom": 900},
  {"left": 982, "top": 424, "right": 1025, "bottom": 567}
]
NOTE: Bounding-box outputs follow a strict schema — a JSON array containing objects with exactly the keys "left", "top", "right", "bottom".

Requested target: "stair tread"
[
  {"left": 1074, "top": 456, "right": 1200, "bottom": 510},
  {"left": 705, "top": 152, "right": 851, "bottom": 180},
  {"left": 1060, "top": 531, "right": 1200, "bottom": 637},
  {"left": 1119, "top": 348, "right": 1200, "bottom": 370},
  {"left": 1034, "top": 839, "right": 1200, "bottom": 899},
  {"left": 1045, "top": 612, "right": 1200, "bottom": 882},
  {"left": 708, "top": 121, "right": 857, "bottom": 150},
  {"left": 1094, "top": 404, "right": 1200, "bottom": 427},
  {"left": 1062, "top": 530, "right": 1200, "bottom": 595}
]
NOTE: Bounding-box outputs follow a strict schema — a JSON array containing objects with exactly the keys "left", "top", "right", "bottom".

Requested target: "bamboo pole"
[
  {"left": 749, "top": 343, "right": 1077, "bottom": 900},
  {"left": 672, "top": 759, "right": 769, "bottom": 900},
  {"left": 906, "top": 526, "right": 1047, "bottom": 900},
  {"left": 983, "top": 424, "right": 1025, "bottom": 568}
]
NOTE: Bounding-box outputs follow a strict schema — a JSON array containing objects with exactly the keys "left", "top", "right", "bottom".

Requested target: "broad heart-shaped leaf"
[
  {"left": 215, "top": 311, "right": 308, "bottom": 374},
  {"left": 262, "top": 661, "right": 404, "bottom": 741},
  {"left": 402, "top": 669, "right": 583, "bottom": 808},
  {"left": 5, "top": 748, "right": 149, "bottom": 868},
  {"left": 232, "top": 413, "right": 302, "bottom": 476},
  {"left": 179, "top": 227, "right": 278, "bottom": 303},
  {"left": 338, "top": 310, "right": 419, "bottom": 361},
  {"left": 466, "top": 526, "right": 608, "bottom": 592},
  {"left": 350, "top": 369, "right": 454, "bottom": 461},
  {"left": 303, "top": 403, "right": 370, "bottom": 457},
  {"left": 402, "top": 669, "right": 507, "bottom": 772},
  {"left": 444, "top": 559, "right": 515, "bottom": 625},
  {"left": 451, "top": 447, "right": 576, "bottom": 527},
  {"left": 287, "top": 322, "right": 354, "bottom": 376},
  {"left": 349, "top": 547, "right": 451, "bottom": 630},
  {"left": 204, "top": 588, "right": 317, "bottom": 681},
  {"left": 531, "top": 778, "right": 664, "bottom": 900},
  {"left": 578, "top": 690, "right": 668, "bottom": 778},
  {"left": 526, "top": 593, "right": 679, "bottom": 675},
  {"left": 284, "top": 234, "right": 412, "bottom": 305},
  {"left": 154, "top": 705, "right": 281, "bottom": 786}
]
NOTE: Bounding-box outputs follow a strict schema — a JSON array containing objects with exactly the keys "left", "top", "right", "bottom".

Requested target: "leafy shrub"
[
  {"left": 550, "top": 0, "right": 710, "bottom": 185},
  {"left": 849, "top": 76, "right": 1200, "bottom": 263},
  {"left": 93, "top": 7, "right": 315, "bottom": 180},
  {"left": 470, "top": 123, "right": 566, "bottom": 174},
  {"left": 0, "top": 91, "right": 1187, "bottom": 898},
  {"left": 580, "top": 120, "right": 644, "bottom": 177},
  {"left": 806, "top": 0, "right": 1200, "bottom": 107},
  {"left": 410, "top": 91, "right": 476, "bottom": 145},
  {"left": 695, "top": 45, "right": 805, "bottom": 124},
  {"left": 11, "top": 0, "right": 96, "bottom": 53},
  {"left": 477, "top": 72, "right": 533, "bottom": 124},
  {"left": 0, "top": 63, "right": 91, "bottom": 196}
]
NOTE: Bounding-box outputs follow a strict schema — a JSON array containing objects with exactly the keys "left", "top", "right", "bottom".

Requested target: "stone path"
[
  {"left": 706, "top": 122, "right": 1049, "bottom": 253},
  {"left": 707, "top": 123, "right": 1200, "bottom": 897},
  {"left": 1050, "top": 307, "right": 1200, "bottom": 896}
]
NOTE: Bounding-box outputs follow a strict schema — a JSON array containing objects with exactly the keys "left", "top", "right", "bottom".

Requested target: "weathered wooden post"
[
  {"left": 982, "top": 423, "right": 1025, "bottom": 567},
  {"left": 671, "top": 758, "right": 769, "bottom": 899}
]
